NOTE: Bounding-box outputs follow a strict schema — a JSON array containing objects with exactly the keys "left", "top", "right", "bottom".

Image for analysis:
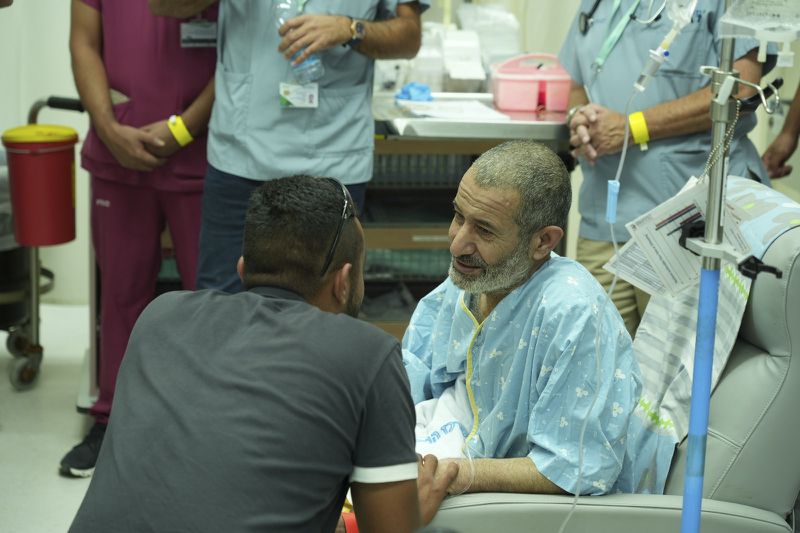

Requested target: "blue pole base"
[{"left": 681, "top": 268, "right": 721, "bottom": 533}]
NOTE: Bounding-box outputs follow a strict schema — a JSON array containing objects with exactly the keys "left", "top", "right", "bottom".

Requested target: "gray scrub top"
[
  {"left": 209, "top": 0, "right": 428, "bottom": 185},
  {"left": 559, "top": 0, "right": 771, "bottom": 241}
]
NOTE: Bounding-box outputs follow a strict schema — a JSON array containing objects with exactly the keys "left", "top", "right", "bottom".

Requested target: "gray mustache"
[{"left": 454, "top": 255, "right": 487, "bottom": 268}]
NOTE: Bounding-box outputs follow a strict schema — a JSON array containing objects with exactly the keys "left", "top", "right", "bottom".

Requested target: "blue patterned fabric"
[{"left": 403, "top": 255, "right": 643, "bottom": 494}]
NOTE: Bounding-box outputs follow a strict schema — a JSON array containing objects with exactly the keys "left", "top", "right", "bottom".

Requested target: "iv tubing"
[{"left": 557, "top": 85, "right": 637, "bottom": 533}]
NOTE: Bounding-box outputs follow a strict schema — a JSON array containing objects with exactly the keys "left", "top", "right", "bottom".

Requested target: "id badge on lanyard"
[
  {"left": 279, "top": 82, "right": 319, "bottom": 108},
  {"left": 180, "top": 17, "right": 217, "bottom": 48}
]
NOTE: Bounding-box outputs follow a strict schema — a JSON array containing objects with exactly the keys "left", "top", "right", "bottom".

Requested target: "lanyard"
[{"left": 592, "top": 0, "right": 641, "bottom": 71}]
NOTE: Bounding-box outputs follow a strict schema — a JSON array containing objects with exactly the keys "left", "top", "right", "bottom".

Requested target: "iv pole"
[{"left": 680, "top": 0, "right": 735, "bottom": 531}]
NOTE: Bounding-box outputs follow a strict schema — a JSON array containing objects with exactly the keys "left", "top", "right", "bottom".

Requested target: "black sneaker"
[{"left": 59, "top": 422, "right": 107, "bottom": 478}]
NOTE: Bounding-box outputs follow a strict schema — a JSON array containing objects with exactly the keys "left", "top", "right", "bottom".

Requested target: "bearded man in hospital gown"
[{"left": 404, "top": 140, "right": 645, "bottom": 497}]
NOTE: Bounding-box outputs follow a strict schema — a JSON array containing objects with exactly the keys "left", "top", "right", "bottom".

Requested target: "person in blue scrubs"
[
  {"left": 404, "top": 141, "right": 644, "bottom": 498},
  {"left": 150, "top": 0, "right": 428, "bottom": 293},
  {"left": 559, "top": 0, "right": 772, "bottom": 336}
]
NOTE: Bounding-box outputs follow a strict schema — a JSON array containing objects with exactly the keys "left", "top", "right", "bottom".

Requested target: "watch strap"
[{"left": 346, "top": 17, "right": 364, "bottom": 47}]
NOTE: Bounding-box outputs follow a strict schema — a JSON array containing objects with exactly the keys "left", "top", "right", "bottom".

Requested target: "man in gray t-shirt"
[{"left": 69, "top": 176, "right": 456, "bottom": 533}]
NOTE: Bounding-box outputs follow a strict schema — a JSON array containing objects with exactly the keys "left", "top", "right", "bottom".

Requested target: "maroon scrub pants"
[{"left": 89, "top": 176, "right": 202, "bottom": 423}]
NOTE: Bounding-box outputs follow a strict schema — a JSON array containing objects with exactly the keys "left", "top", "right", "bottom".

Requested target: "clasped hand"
[
  {"left": 569, "top": 103, "right": 628, "bottom": 165},
  {"left": 99, "top": 121, "right": 179, "bottom": 172}
]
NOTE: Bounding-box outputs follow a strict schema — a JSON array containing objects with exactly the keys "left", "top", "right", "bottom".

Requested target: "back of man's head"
[
  {"left": 241, "top": 175, "right": 361, "bottom": 298},
  {"left": 472, "top": 140, "right": 571, "bottom": 240}
]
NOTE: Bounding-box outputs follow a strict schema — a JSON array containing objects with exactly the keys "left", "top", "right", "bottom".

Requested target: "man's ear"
[
  {"left": 529, "top": 226, "right": 564, "bottom": 261},
  {"left": 236, "top": 256, "right": 245, "bottom": 282},
  {"left": 331, "top": 262, "right": 353, "bottom": 307}
]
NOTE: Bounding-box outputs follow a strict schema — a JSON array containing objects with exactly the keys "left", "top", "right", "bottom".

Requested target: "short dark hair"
[
  {"left": 241, "top": 175, "right": 361, "bottom": 297},
  {"left": 472, "top": 141, "right": 571, "bottom": 240}
]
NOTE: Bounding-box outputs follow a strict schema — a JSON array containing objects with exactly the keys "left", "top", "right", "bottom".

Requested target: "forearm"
[
  {"left": 69, "top": 1, "right": 116, "bottom": 139},
  {"left": 637, "top": 87, "right": 712, "bottom": 141},
  {"left": 455, "top": 457, "right": 567, "bottom": 495},
  {"left": 354, "top": 3, "right": 421, "bottom": 59},
  {"left": 180, "top": 78, "right": 215, "bottom": 137},
  {"left": 148, "top": 0, "right": 215, "bottom": 19},
  {"left": 639, "top": 50, "right": 763, "bottom": 142},
  {"left": 71, "top": 50, "right": 116, "bottom": 138},
  {"left": 352, "top": 479, "right": 421, "bottom": 533}
]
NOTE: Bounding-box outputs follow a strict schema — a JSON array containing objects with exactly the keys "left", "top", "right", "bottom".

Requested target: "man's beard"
[{"left": 448, "top": 241, "right": 532, "bottom": 295}]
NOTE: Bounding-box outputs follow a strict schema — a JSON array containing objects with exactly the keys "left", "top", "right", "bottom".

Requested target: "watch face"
[{"left": 355, "top": 21, "right": 365, "bottom": 39}]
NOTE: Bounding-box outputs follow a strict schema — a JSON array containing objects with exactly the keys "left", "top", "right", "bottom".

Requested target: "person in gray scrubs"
[
  {"left": 150, "top": 0, "right": 428, "bottom": 293},
  {"left": 69, "top": 175, "right": 456, "bottom": 533},
  {"left": 559, "top": 0, "right": 773, "bottom": 336}
]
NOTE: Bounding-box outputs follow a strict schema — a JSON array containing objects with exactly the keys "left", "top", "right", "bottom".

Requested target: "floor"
[{"left": 0, "top": 304, "right": 93, "bottom": 532}]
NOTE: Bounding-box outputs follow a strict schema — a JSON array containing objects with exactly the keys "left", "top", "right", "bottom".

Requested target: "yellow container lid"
[{"left": 2, "top": 124, "right": 79, "bottom": 144}]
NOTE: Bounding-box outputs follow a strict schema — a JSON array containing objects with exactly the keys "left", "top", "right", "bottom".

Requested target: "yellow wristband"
[
  {"left": 628, "top": 111, "right": 650, "bottom": 149},
  {"left": 167, "top": 115, "right": 194, "bottom": 147}
]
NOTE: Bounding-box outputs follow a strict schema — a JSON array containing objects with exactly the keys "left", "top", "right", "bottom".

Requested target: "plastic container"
[
  {"left": 490, "top": 53, "right": 571, "bottom": 112},
  {"left": 274, "top": 0, "right": 325, "bottom": 84},
  {"left": 1, "top": 124, "right": 78, "bottom": 246},
  {"left": 289, "top": 52, "right": 325, "bottom": 85}
]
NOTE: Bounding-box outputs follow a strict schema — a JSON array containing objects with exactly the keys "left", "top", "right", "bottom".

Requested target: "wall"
[{"left": 0, "top": 1, "right": 798, "bottom": 304}]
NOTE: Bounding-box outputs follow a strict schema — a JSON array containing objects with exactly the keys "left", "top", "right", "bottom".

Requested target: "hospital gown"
[{"left": 403, "top": 255, "right": 641, "bottom": 494}]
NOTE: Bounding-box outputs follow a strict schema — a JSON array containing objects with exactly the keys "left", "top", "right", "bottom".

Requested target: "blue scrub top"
[
  {"left": 558, "top": 0, "right": 771, "bottom": 242},
  {"left": 209, "top": 0, "right": 428, "bottom": 185}
]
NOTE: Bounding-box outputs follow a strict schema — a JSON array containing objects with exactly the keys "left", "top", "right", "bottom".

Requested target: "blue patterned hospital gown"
[{"left": 403, "top": 255, "right": 642, "bottom": 494}]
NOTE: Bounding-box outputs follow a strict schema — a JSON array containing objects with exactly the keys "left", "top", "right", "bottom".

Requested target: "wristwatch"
[{"left": 347, "top": 17, "right": 365, "bottom": 47}]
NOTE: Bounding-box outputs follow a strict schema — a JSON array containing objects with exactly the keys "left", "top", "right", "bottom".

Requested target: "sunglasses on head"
[{"left": 319, "top": 178, "right": 355, "bottom": 277}]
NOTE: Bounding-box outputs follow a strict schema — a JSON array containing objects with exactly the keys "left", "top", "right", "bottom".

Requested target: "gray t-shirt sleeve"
[{"left": 351, "top": 344, "right": 418, "bottom": 484}]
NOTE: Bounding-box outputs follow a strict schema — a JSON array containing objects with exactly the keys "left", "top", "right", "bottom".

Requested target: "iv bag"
[
  {"left": 666, "top": 0, "right": 698, "bottom": 30},
  {"left": 721, "top": 0, "right": 800, "bottom": 37},
  {"left": 720, "top": 0, "right": 800, "bottom": 66}
]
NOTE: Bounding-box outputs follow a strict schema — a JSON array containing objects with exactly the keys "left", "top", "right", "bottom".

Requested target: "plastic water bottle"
[{"left": 274, "top": 0, "right": 325, "bottom": 84}]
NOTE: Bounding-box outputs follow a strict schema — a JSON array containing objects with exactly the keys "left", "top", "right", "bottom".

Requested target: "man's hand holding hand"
[
  {"left": 140, "top": 120, "right": 182, "bottom": 159},
  {"left": 97, "top": 121, "right": 166, "bottom": 172},
  {"left": 417, "top": 454, "right": 459, "bottom": 525}
]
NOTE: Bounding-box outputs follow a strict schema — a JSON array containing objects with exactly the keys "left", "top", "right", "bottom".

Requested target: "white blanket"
[{"left": 414, "top": 375, "right": 473, "bottom": 459}]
